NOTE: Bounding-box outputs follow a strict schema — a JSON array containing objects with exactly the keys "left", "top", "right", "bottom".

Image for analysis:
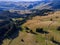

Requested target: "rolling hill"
[{"left": 0, "top": 0, "right": 60, "bottom": 45}]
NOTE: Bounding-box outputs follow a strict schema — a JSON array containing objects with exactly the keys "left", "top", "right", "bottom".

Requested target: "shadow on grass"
[
  {"left": 51, "top": 37, "right": 60, "bottom": 45},
  {"left": 0, "top": 21, "right": 25, "bottom": 45}
]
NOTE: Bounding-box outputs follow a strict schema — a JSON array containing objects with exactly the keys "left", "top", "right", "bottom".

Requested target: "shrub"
[
  {"left": 50, "top": 18, "right": 53, "bottom": 21},
  {"left": 36, "top": 28, "right": 49, "bottom": 34},
  {"left": 30, "top": 30, "right": 37, "bottom": 35},
  {"left": 25, "top": 27, "right": 30, "bottom": 30},
  {"left": 21, "top": 39, "right": 24, "bottom": 42},
  {"left": 36, "top": 28, "right": 44, "bottom": 34},
  {"left": 57, "top": 26, "right": 60, "bottom": 31},
  {"left": 56, "top": 16, "right": 59, "bottom": 18}
]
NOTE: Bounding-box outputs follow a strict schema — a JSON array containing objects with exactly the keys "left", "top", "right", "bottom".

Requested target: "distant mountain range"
[
  {"left": 32, "top": 0, "right": 60, "bottom": 10},
  {"left": 0, "top": 0, "right": 60, "bottom": 11},
  {"left": 0, "top": 1, "right": 42, "bottom": 10}
]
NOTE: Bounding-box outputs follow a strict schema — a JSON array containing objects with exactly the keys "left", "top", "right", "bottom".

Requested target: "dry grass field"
[{"left": 2, "top": 11, "right": 60, "bottom": 45}]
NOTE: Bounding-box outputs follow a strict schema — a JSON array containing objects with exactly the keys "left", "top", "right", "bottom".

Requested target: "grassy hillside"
[{"left": 2, "top": 11, "right": 60, "bottom": 45}]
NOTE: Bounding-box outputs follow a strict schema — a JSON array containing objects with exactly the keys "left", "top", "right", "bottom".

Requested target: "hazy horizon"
[{"left": 0, "top": 0, "right": 44, "bottom": 2}]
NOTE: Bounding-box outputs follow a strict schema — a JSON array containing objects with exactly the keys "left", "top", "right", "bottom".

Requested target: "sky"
[{"left": 0, "top": 0, "right": 43, "bottom": 2}]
